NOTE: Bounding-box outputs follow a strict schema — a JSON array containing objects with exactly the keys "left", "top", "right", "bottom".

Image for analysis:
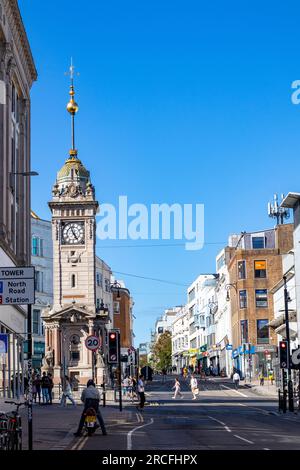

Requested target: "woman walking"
[
  {"left": 172, "top": 377, "right": 183, "bottom": 399},
  {"left": 60, "top": 375, "right": 76, "bottom": 407},
  {"left": 190, "top": 374, "right": 199, "bottom": 400}
]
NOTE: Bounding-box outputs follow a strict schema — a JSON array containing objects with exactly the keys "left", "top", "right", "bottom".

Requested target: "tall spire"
[{"left": 66, "top": 58, "right": 79, "bottom": 158}]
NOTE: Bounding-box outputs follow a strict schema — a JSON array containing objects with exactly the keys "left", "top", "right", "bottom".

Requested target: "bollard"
[{"left": 278, "top": 389, "right": 282, "bottom": 413}]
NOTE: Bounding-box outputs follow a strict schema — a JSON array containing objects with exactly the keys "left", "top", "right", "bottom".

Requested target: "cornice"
[{"left": 3, "top": 0, "right": 37, "bottom": 87}]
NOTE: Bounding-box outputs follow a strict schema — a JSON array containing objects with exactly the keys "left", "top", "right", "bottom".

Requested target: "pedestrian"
[
  {"left": 60, "top": 375, "right": 76, "bottom": 407},
  {"left": 269, "top": 371, "right": 274, "bottom": 386},
  {"left": 259, "top": 372, "right": 264, "bottom": 386},
  {"left": 131, "top": 376, "right": 138, "bottom": 401},
  {"left": 47, "top": 372, "right": 54, "bottom": 404},
  {"left": 190, "top": 374, "right": 199, "bottom": 400},
  {"left": 41, "top": 372, "right": 50, "bottom": 404},
  {"left": 32, "top": 374, "right": 37, "bottom": 403},
  {"left": 233, "top": 371, "right": 240, "bottom": 390},
  {"left": 137, "top": 375, "right": 146, "bottom": 410},
  {"left": 122, "top": 376, "right": 129, "bottom": 396},
  {"left": 34, "top": 374, "right": 41, "bottom": 404},
  {"left": 73, "top": 379, "right": 107, "bottom": 437},
  {"left": 183, "top": 367, "right": 188, "bottom": 381},
  {"left": 172, "top": 377, "right": 183, "bottom": 399}
]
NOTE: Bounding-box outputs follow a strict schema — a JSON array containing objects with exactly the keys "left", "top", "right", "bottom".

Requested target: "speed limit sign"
[{"left": 85, "top": 335, "right": 100, "bottom": 351}]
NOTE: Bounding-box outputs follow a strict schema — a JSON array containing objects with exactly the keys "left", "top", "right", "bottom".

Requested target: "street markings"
[
  {"left": 234, "top": 434, "right": 254, "bottom": 444},
  {"left": 220, "top": 384, "right": 248, "bottom": 398},
  {"left": 127, "top": 418, "right": 154, "bottom": 450},
  {"left": 208, "top": 415, "right": 232, "bottom": 433}
]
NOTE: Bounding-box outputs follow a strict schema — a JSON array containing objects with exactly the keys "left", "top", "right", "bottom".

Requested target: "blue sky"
[{"left": 19, "top": 0, "right": 300, "bottom": 344}]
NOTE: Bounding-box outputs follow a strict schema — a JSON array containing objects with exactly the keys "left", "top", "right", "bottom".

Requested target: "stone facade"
[
  {"left": 42, "top": 96, "right": 112, "bottom": 386},
  {"left": 0, "top": 0, "right": 37, "bottom": 397}
]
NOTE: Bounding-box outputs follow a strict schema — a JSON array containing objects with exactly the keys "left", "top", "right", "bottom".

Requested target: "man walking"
[
  {"left": 41, "top": 372, "right": 50, "bottom": 404},
  {"left": 137, "top": 375, "right": 146, "bottom": 410},
  {"left": 47, "top": 372, "right": 54, "bottom": 404},
  {"left": 233, "top": 371, "right": 240, "bottom": 390}
]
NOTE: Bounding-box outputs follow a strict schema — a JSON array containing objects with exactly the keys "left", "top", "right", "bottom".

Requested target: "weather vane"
[{"left": 65, "top": 58, "right": 79, "bottom": 158}]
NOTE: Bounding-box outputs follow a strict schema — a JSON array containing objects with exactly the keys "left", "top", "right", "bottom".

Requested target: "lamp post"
[
  {"left": 208, "top": 301, "right": 218, "bottom": 373},
  {"left": 95, "top": 300, "right": 110, "bottom": 405},
  {"left": 283, "top": 275, "right": 294, "bottom": 412},
  {"left": 226, "top": 283, "right": 246, "bottom": 377},
  {"left": 13, "top": 170, "right": 38, "bottom": 451}
]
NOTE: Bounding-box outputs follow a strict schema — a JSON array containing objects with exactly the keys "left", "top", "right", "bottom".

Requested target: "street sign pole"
[
  {"left": 27, "top": 303, "right": 33, "bottom": 450},
  {"left": 118, "top": 331, "right": 122, "bottom": 412},
  {"left": 284, "top": 276, "right": 294, "bottom": 412}
]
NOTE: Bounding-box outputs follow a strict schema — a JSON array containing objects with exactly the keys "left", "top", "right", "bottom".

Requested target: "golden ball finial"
[{"left": 67, "top": 98, "right": 79, "bottom": 115}]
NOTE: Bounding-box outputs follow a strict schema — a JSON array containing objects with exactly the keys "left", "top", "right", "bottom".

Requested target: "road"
[{"left": 70, "top": 375, "right": 300, "bottom": 451}]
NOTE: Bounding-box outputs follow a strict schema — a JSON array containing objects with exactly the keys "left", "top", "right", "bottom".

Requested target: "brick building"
[
  {"left": 112, "top": 282, "right": 135, "bottom": 374},
  {"left": 227, "top": 224, "right": 293, "bottom": 379}
]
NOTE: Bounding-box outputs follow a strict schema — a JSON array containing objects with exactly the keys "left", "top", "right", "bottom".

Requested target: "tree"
[{"left": 151, "top": 331, "right": 172, "bottom": 372}]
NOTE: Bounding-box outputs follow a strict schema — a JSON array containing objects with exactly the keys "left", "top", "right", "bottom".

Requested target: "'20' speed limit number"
[{"left": 85, "top": 335, "right": 100, "bottom": 351}]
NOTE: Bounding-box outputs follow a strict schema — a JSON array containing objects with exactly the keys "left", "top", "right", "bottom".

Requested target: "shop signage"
[
  {"left": 255, "top": 345, "right": 277, "bottom": 353},
  {"left": 232, "top": 348, "right": 239, "bottom": 359},
  {"left": 189, "top": 348, "right": 198, "bottom": 356}
]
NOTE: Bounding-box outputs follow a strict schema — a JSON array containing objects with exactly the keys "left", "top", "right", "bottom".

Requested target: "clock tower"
[{"left": 42, "top": 63, "right": 105, "bottom": 387}]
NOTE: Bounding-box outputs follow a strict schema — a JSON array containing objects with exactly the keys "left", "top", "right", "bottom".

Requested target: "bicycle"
[
  {"left": 4, "top": 401, "right": 26, "bottom": 450},
  {"left": 0, "top": 411, "right": 9, "bottom": 450}
]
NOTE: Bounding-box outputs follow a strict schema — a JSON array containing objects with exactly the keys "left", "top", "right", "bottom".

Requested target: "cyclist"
[{"left": 74, "top": 379, "right": 107, "bottom": 437}]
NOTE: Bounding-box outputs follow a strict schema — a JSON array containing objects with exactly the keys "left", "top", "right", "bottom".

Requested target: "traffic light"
[
  {"left": 108, "top": 331, "right": 119, "bottom": 364},
  {"left": 279, "top": 341, "right": 288, "bottom": 369}
]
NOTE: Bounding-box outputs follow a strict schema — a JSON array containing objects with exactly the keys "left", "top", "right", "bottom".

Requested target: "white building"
[
  {"left": 214, "top": 248, "right": 233, "bottom": 376},
  {"left": 31, "top": 212, "right": 53, "bottom": 371},
  {"left": 95, "top": 258, "right": 113, "bottom": 325},
  {"left": 281, "top": 193, "right": 300, "bottom": 344},
  {"left": 153, "top": 307, "right": 180, "bottom": 343},
  {"left": 187, "top": 274, "right": 218, "bottom": 372},
  {"left": 269, "top": 252, "right": 297, "bottom": 383},
  {"left": 171, "top": 305, "right": 189, "bottom": 373}
]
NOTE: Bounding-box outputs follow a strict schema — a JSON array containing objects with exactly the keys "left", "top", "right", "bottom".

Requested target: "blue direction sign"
[
  {"left": 226, "top": 344, "right": 233, "bottom": 351},
  {"left": 0, "top": 334, "right": 8, "bottom": 353}
]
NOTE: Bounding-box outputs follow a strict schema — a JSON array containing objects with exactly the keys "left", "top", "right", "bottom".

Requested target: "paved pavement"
[{"left": 7, "top": 375, "right": 300, "bottom": 450}]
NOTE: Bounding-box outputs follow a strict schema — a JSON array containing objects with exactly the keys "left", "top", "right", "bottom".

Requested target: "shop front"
[
  {"left": 189, "top": 348, "right": 198, "bottom": 371},
  {"left": 254, "top": 344, "right": 277, "bottom": 379}
]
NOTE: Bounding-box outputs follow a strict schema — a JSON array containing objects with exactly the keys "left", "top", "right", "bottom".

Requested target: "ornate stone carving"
[
  {"left": 85, "top": 181, "right": 94, "bottom": 197},
  {"left": 52, "top": 183, "right": 60, "bottom": 197},
  {"left": 42, "top": 346, "right": 54, "bottom": 368},
  {"left": 67, "top": 250, "right": 82, "bottom": 263}
]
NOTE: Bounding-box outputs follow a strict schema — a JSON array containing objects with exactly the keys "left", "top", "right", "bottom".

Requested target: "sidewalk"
[
  {"left": 17, "top": 402, "right": 137, "bottom": 450},
  {"left": 244, "top": 379, "right": 278, "bottom": 398}
]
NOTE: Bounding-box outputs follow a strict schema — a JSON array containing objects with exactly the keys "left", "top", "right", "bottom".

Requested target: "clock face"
[{"left": 62, "top": 222, "right": 85, "bottom": 245}]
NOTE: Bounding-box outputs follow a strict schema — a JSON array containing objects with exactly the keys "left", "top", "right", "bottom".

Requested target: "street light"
[
  {"left": 225, "top": 283, "right": 237, "bottom": 301},
  {"left": 97, "top": 299, "right": 109, "bottom": 318},
  {"left": 110, "top": 280, "right": 122, "bottom": 301}
]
